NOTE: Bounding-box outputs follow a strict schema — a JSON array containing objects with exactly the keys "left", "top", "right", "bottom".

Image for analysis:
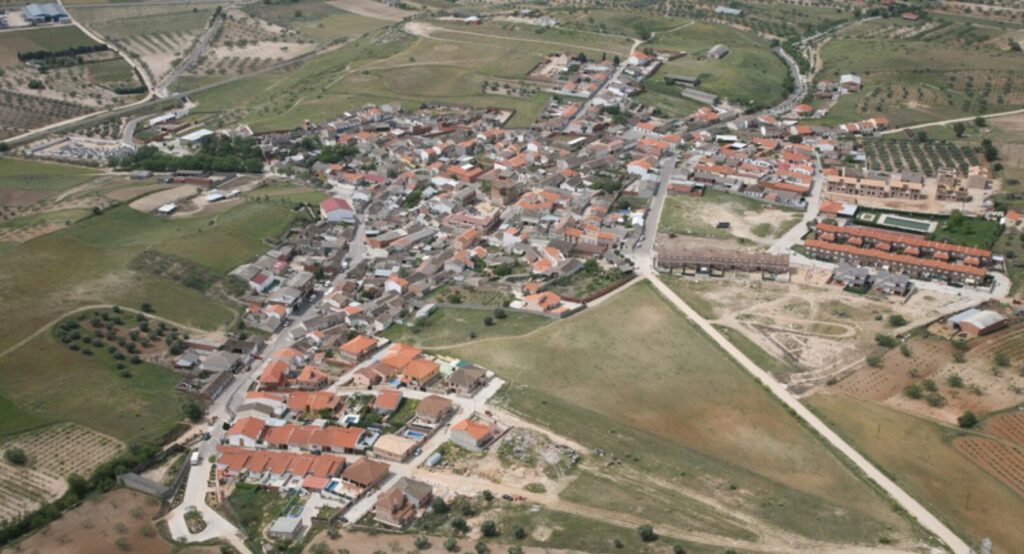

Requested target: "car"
[{"left": 501, "top": 494, "right": 514, "bottom": 501}]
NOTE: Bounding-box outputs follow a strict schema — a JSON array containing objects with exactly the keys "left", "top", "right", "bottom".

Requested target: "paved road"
[{"left": 768, "top": 151, "right": 824, "bottom": 254}]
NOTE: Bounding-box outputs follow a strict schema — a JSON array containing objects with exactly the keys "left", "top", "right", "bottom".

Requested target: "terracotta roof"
[
  {"left": 804, "top": 240, "right": 986, "bottom": 277},
  {"left": 815, "top": 223, "right": 991, "bottom": 257},
  {"left": 342, "top": 457, "right": 390, "bottom": 487}
]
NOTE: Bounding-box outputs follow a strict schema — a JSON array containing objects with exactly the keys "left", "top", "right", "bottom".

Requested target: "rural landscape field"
[{"left": 2, "top": 0, "right": 1024, "bottom": 553}]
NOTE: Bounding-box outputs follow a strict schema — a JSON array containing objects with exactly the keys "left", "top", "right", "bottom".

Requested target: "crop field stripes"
[
  {"left": 865, "top": 139, "right": 977, "bottom": 176},
  {"left": 954, "top": 437, "right": 1024, "bottom": 496},
  {"left": 986, "top": 411, "right": 1024, "bottom": 448}
]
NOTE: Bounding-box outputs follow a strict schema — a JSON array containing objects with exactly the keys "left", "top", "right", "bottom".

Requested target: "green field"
[
  {"left": 450, "top": 283, "right": 919, "bottom": 548},
  {"left": 86, "top": 58, "right": 137, "bottom": 84},
  {"left": 0, "top": 200, "right": 299, "bottom": 354},
  {"left": 647, "top": 22, "right": 790, "bottom": 108},
  {"left": 0, "top": 157, "right": 101, "bottom": 191},
  {"left": 0, "top": 323, "right": 186, "bottom": 442},
  {"left": 382, "top": 308, "right": 549, "bottom": 348},
  {"left": 242, "top": 0, "right": 390, "bottom": 43},
  {"left": 808, "top": 393, "right": 1024, "bottom": 550}
]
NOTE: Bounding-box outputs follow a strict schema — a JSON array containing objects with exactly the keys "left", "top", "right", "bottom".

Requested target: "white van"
[{"left": 190, "top": 450, "right": 201, "bottom": 466}]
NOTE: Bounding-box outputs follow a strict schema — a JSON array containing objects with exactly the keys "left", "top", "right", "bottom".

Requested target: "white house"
[{"left": 320, "top": 197, "right": 355, "bottom": 224}]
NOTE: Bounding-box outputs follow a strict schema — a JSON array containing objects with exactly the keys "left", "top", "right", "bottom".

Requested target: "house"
[
  {"left": 414, "top": 395, "right": 455, "bottom": 426},
  {"left": 375, "top": 478, "right": 433, "bottom": 528},
  {"left": 707, "top": 44, "right": 730, "bottom": 60},
  {"left": 839, "top": 74, "right": 862, "bottom": 92},
  {"left": 226, "top": 417, "right": 266, "bottom": 448},
  {"left": 832, "top": 262, "right": 871, "bottom": 288},
  {"left": 402, "top": 358, "right": 440, "bottom": 388},
  {"left": 320, "top": 197, "right": 355, "bottom": 224},
  {"left": 374, "top": 389, "right": 403, "bottom": 415},
  {"left": 338, "top": 334, "right": 379, "bottom": 365},
  {"left": 450, "top": 417, "right": 498, "bottom": 452},
  {"left": 293, "top": 365, "right": 330, "bottom": 391},
  {"left": 444, "top": 366, "right": 488, "bottom": 396},
  {"left": 948, "top": 309, "right": 1006, "bottom": 337},
  {"left": 341, "top": 457, "right": 390, "bottom": 496},
  {"left": 372, "top": 434, "right": 418, "bottom": 462},
  {"left": 873, "top": 270, "right": 913, "bottom": 296},
  {"left": 352, "top": 362, "right": 399, "bottom": 387}
]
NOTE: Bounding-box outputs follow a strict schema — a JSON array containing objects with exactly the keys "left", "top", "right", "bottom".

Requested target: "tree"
[
  {"left": 512, "top": 525, "right": 527, "bottom": 540},
  {"left": 637, "top": 524, "right": 657, "bottom": 542},
  {"left": 673, "top": 545, "right": 687, "bottom": 554},
  {"left": 68, "top": 473, "right": 90, "bottom": 496},
  {"left": 508, "top": 547, "right": 524, "bottom": 554},
  {"left": 915, "top": 130, "right": 929, "bottom": 143},
  {"left": 947, "top": 374, "right": 964, "bottom": 388},
  {"left": 904, "top": 384, "right": 923, "bottom": 399},
  {"left": 451, "top": 517, "right": 469, "bottom": 533},
  {"left": 482, "top": 490, "right": 494, "bottom": 502},
  {"left": 4, "top": 447, "right": 28, "bottom": 466},
  {"left": 484, "top": 316, "right": 495, "bottom": 326},
  {"left": 445, "top": 537, "right": 459, "bottom": 552},
  {"left": 481, "top": 520, "right": 499, "bottom": 537},
  {"left": 414, "top": 536, "right": 430, "bottom": 550},
  {"left": 957, "top": 411, "right": 978, "bottom": 428},
  {"left": 183, "top": 400, "right": 204, "bottom": 422},
  {"left": 900, "top": 343, "right": 911, "bottom": 358},
  {"left": 140, "top": 303, "right": 154, "bottom": 313},
  {"left": 866, "top": 355, "right": 883, "bottom": 368},
  {"left": 475, "top": 541, "right": 489, "bottom": 554},
  {"left": 975, "top": 116, "right": 987, "bottom": 127},
  {"left": 431, "top": 496, "right": 449, "bottom": 514},
  {"left": 952, "top": 122, "right": 966, "bottom": 137},
  {"left": 875, "top": 334, "right": 898, "bottom": 348},
  {"left": 494, "top": 308, "right": 507, "bottom": 319}
]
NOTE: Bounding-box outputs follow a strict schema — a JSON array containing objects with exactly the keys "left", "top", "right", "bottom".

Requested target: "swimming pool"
[{"left": 403, "top": 430, "right": 426, "bottom": 440}]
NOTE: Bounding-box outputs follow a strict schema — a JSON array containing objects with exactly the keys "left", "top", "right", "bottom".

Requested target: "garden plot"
[
  {"left": 865, "top": 139, "right": 978, "bottom": 176},
  {"left": 953, "top": 436, "right": 1024, "bottom": 496},
  {"left": 3, "top": 423, "right": 124, "bottom": 480},
  {"left": 985, "top": 410, "right": 1024, "bottom": 448},
  {"left": 0, "top": 462, "right": 62, "bottom": 522},
  {"left": 189, "top": 9, "right": 315, "bottom": 79}
]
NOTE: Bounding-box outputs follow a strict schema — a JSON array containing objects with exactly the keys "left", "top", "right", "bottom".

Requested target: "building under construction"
[{"left": 656, "top": 242, "right": 790, "bottom": 277}]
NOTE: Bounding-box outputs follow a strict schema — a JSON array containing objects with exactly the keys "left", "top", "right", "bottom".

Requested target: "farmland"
[
  {"left": 450, "top": 283, "right": 919, "bottom": 548},
  {"left": 808, "top": 393, "right": 1024, "bottom": 550},
  {"left": 817, "top": 18, "right": 1024, "bottom": 127},
  {"left": 0, "top": 26, "right": 142, "bottom": 140},
  {"left": 865, "top": 139, "right": 979, "bottom": 176}
]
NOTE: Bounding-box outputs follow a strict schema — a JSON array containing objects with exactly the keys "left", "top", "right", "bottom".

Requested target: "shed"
[{"left": 948, "top": 309, "right": 1006, "bottom": 336}]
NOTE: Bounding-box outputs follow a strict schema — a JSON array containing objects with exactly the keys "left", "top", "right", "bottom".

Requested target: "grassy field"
[
  {"left": 86, "top": 58, "right": 137, "bottom": 84},
  {"left": 0, "top": 325, "right": 185, "bottom": 442},
  {"left": 451, "top": 283, "right": 918, "bottom": 547},
  {"left": 382, "top": 308, "right": 549, "bottom": 348},
  {"left": 714, "top": 323, "right": 803, "bottom": 376},
  {"left": 808, "top": 393, "right": 1024, "bottom": 550},
  {"left": 0, "top": 200, "right": 298, "bottom": 354},
  {"left": 646, "top": 22, "right": 789, "bottom": 108},
  {"left": 242, "top": 0, "right": 390, "bottom": 43},
  {"left": 0, "top": 158, "right": 101, "bottom": 191}
]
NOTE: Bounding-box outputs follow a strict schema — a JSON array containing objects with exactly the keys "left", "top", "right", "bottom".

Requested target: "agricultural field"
[
  {"left": 658, "top": 190, "right": 802, "bottom": 246},
  {"left": 984, "top": 409, "right": 1024, "bottom": 447},
  {"left": 241, "top": 0, "right": 392, "bottom": 44},
  {"left": 818, "top": 17, "right": 1024, "bottom": 127},
  {"left": 808, "top": 393, "right": 1024, "bottom": 550},
  {"left": 865, "top": 139, "right": 980, "bottom": 176},
  {"left": 71, "top": 2, "right": 219, "bottom": 84},
  {"left": 450, "top": 283, "right": 923, "bottom": 549},
  {"left": 382, "top": 308, "right": 549, "bottom": 348},
  {"left": 0, "top": 27, "right": 143, "bottom": 140},
  {"left": 646, "top": 22, "right": 790, "bottom": 109}
]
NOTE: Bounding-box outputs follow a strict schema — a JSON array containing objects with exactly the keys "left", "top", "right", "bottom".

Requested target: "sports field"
[
  {"left": 451, "top": 283, "right": 919, "bottom": 547},
  {"left": 809, "top": 393, "right": 1024, "bottom": 550}
]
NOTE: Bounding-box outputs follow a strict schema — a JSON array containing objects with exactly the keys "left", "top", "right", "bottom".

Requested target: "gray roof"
[{"left": 949, "top": 309, "right": 1004, "bottom": 329}]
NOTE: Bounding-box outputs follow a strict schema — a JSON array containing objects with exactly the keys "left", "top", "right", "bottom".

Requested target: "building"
[
  {"left": 22, "top": 3, "right": 68, "bottom": 23},
  {"left": 803, "top": 239, "right": 987, "bottom": 285},
  {"left": 320, "top": 197, "right": 355, "bottom": 224},
  {"left": 372, "top": 434, "right": 418, "bottom": 462},
  {"left": 657, "top": 243, "right": 790, "bottom": 275},
  {"left": 375, "top": 477, "right": 433, "bottom": 528},
  {"left": 444, "top": 366, "right": 488, "bottom": 396},
  {"left": 338, "top": 334, "right": 379, "bottom": 365},
  {"left": 948, "top": 309, "right": 1006, "bottom": 336},
  {"left": 341, "top": 458, "right": 390, "bottom": 496},
  {"left": 414, "top": 394, "right": 455, "bottom": 426},
  {"left": 714, "top": 5, "right": 743, "bottom": 16},
  {"left": 707, "top": 44, "right": 730, "bottom": 60},
  {"left": 451, "top": 417, "right": 498, "bottom": 452},
  {"left": 268, "top": 517, "right": 304, "bottom": 541}
]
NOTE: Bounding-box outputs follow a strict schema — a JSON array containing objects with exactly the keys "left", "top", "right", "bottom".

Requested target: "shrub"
[
  {"left": 4, "top": 448, "right": 29, "bottom": 466},
  {"left": 875, "top": 334, "right": 898, "bottom": 348},
  {"left": 995, "top": 352, "right": 1010, "bottom": 367},
  {"left": 925, "top": 393, "right": 946, "bottom": 407},
  {"left": 947, "top": 374, "right": 964, "bottom": 388},
  {"left": 957, "top": 411, "right": 978, "bottom": 428},
  {"left": 888, "top": 314, "right": 907, "bottom": 327},
  {"left": 481, "top": 520, "right": 499, "bottom": 537},
  {"left": 904, "top": 384, "right": 923, "bottom": 399},
  {"left": 866, "top": 355, "right": 883, "bottom": 368},
  {"left": 444, "top": 537, "right": 458, "bottom": 552},
  {"left": 484, "top": 316, "right": 495, "bottom": 326},
  {"left": 637, "top": 524, "right": 657, "bottom": 542}
]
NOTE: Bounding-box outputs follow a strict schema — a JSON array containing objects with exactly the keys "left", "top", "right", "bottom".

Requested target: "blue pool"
[{"left": 403, "top": 430, "right": 426, "bottom": 439}]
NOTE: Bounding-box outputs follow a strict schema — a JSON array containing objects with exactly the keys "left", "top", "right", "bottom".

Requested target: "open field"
[
  {"left": 808, "top": 393, "right": 1024, "bottom": 550},
  {"left": 383, "top": 308, "right": 549, "bottom": 348},
  {"left": 242, "top": 0, "right": 391, "bottom": 44},
  {"left": 0, "top": 325, "right": 186, "bottom": 442},
  {"left": 0, "top": 199, "right": 301, "bottom": 355},
  {"left": 865, "top": 139, "right": 979, "bottom": 176},
  {"left": 0, "top": 158, "right": 100, "bottom": 193},
  {"left": 658, "top": 190, "right": 802, "bottom": 246},
  {"left": 646, "top": 22, "right": 789, "bottom": 109},
  {"left": 450, "top": 283, "right": 919, "bottom": 548}
]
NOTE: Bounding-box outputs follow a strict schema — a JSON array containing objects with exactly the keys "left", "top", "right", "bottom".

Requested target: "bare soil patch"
[
  {"left": 985, "top": 410, "right": 1024, "bottom": 448},
  {"left": 953, "top": 436, "right": 1024, "bottom": 496},
  {"left": 329, "top": 0, "right": 412, "bottom": 21},
  {"left": 129, "top": 185, "right": 200, "bottom": 213}
]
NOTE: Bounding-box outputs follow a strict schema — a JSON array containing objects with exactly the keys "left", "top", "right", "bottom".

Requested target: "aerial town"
[{"left": 1, "top": 1, "right": 1024, "bottom": 553}]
